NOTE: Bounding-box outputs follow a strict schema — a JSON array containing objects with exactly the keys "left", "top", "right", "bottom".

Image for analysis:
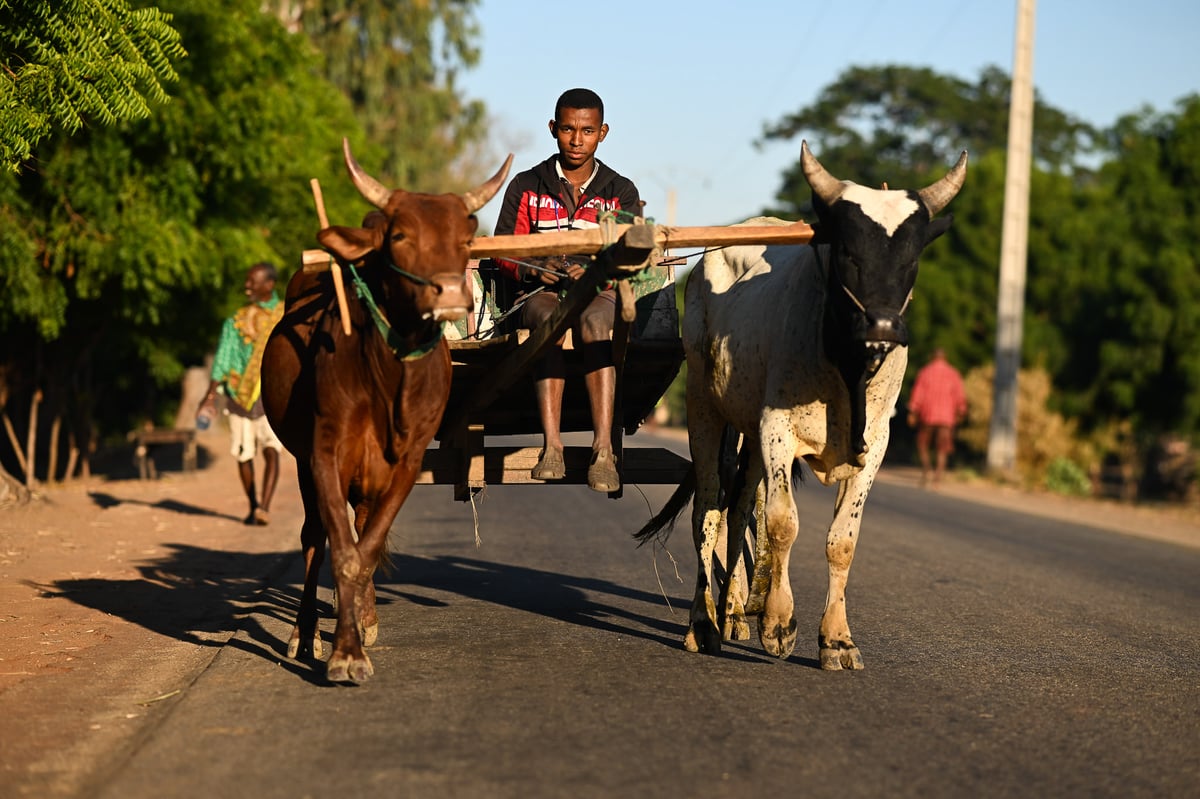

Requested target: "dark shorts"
[
  {"left": 520, "top": 287, "right": 616, "bottom": 337},
  {"left": 917, "top": 424, "right": 956, "bottom": 455}
]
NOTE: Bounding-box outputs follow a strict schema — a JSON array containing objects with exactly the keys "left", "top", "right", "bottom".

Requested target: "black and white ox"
[{"left": 636, "top": 141, "right": 966, "bottom": 668}]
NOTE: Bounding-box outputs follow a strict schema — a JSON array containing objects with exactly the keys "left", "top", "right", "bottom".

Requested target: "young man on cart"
[{"left": 490, "top": 88, "right": 642, "bottom": 493}]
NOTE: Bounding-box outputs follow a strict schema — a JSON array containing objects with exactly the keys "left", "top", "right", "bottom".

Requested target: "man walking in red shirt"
[{"left": 907, "top": 348, "right": 967, "bottom": 487}]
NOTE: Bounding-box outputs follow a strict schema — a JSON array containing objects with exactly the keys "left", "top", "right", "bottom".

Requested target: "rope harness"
[
  {"left": 812, "top": 245, "right": 912, "bottom": 317},
  {"left": 341, "top": 258, "right": 444, "bottom": 361}
]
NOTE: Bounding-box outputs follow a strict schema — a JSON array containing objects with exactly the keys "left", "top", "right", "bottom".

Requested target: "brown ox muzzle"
[{"left": 423, "top": 272, "right": 474, "bottom": 323}]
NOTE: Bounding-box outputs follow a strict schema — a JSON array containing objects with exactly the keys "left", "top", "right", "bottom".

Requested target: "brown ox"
[{"left": 262, "top": 140, "right": 512, "bottom": 682}]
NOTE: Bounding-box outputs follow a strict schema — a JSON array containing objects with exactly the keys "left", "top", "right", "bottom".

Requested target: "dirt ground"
[
  {"left": 0, "top": 426, "right": 1197, "bottom": 797},
  {"left": 0, "top": 428, "right": 305, "bottom": 798}
]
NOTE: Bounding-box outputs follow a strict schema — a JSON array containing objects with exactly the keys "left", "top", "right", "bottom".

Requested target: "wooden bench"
[{"left": 127, "top": 427, "right": 198, "bottom": 480}]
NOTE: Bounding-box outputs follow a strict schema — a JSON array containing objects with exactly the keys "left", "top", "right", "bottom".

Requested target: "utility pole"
[{"left": 987, "top": 0, "right": 1037, "bottom": 474}]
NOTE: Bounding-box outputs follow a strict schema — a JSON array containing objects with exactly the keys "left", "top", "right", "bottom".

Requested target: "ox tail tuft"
[{"left": 633, "top": 468, "right": 696, "bottom": 547}]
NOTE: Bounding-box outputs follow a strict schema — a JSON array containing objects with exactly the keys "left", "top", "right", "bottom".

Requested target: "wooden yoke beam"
[{"left": 301, "top": 219, "right": 814, "bottom": 269}]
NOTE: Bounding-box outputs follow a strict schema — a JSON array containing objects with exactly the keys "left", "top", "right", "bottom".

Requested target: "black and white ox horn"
[
  {"left": 802, "top": 140, "right": 969, "bottom": 218},
  {"left": 800, "top": 140, "right": 847, "bottom": 206},
  {"left": 917, "top": 150, "right": 969, "bottom": 217},
  {"left": 342, "top": 138, "right": 514, "bottom": 214}
]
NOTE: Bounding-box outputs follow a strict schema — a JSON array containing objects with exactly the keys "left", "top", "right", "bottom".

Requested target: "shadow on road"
[
  {"left": 31, "top": 543, "right": 296, "bottom": 648},
  {"left": 35, "top": 544, "right": 813, "bottom": 685},
  {"left": 86, "top": 490, "right": 245, "bottom": 524}
]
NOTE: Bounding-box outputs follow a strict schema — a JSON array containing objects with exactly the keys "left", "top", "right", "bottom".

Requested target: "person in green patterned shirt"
[{"left": 196, "top": 262, "right": 285, "bottom": 525}]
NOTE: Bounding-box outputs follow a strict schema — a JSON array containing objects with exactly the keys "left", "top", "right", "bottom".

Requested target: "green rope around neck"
[{"left": 343, "top": 260, "right": 443, "bottom": 361}]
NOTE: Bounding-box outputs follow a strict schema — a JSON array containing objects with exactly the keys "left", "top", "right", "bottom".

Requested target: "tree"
[
  {"left": 0, "top": 0, "right": 366, "bottom": 483},
  {"left": 760, "top": 64, "right": 1098, "bottom": 216},
  {"left": 260, "top": 0, "right": 486, "bottom": 192},
  {"left": 1061, "top": 96, "right": 1200, "bottom": 437},
  {"left": 0, "top": 0, "right": 185, "bottom": 171}
]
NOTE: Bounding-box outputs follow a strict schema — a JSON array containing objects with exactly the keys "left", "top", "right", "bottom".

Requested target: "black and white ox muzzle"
[{"left": 835, "top": 278, "right": 912, "bottom": 374}]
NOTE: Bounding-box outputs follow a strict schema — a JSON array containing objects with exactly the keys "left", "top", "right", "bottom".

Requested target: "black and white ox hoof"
[
  {"left": 819, "top": 640, "right": 865, "bottom": 671},
  {"left": 758, "top": 615, "right": 798, "bottom": 659},
  {"left": 684, "top": 619, "right": 724, "bottom": 655}
]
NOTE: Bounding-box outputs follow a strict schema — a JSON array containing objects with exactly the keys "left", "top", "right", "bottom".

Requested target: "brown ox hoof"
[
  {"left": 819, "top": 642, "right": 865, "bottom": 671},
  {"left": 757, "top": 616, "right": 798, "bottom": 658},
  {"left": 287, "top": 626, "right": 323, "bottom": 660},
  {"left": 327, "top": 651, "right": 374, "bottom": 683}
]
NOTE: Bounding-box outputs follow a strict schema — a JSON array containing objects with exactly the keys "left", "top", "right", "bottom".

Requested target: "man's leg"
[
  {"left": 933, "top": 426, "right": 952, "bottom": 486},
  {"left": 230, "top": 417, "right": 259, "bottom": 522},
  {"left": 915, "top": 423, "right": 932, "bottom": 486},
  {"left": 253, "top": 416, "right": 283, "bottom": 524},
  {"left": 584, "top": 366, "right": 614, "bottom": 450},
  {"left": 579, "top": 292, "right": 619, "bottom": 492},
  {"left": 238, "top": 458, "right": 258, "bottom": 523},
  {"left": 523, "top": 292, "right": 566, "bottom": 479}
]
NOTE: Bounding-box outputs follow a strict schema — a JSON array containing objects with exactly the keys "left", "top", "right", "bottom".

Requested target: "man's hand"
[{"left": 522, "top": 256, "right": 585, "bottom": 286}]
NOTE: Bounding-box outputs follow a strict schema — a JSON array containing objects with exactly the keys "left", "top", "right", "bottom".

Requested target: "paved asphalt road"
[{"left": 83, "top": 435, "right": 1198, "bottom": 799}]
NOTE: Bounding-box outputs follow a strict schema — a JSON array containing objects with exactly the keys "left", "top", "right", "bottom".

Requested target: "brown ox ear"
[{"left": 318, "top": 224, "right": 384, "bottom": 263}]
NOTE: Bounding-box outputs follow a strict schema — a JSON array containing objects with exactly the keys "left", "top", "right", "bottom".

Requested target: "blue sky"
[{"left": 458, "top": 0, "right": 1198, "bottom": 234}]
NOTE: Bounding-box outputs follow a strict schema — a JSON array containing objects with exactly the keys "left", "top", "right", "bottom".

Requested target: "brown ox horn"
[
  {"left": 342, "top": 137, "right": 392, "bottom": 210},
  {"left": 918, "top": 150, "right": 969, "bottom": 217},
  {"left": 461, "top": 153, "right": 514, "bottom": 214},
  {"left": 800, "top": 140, "right": 848, "bottom": 206}
]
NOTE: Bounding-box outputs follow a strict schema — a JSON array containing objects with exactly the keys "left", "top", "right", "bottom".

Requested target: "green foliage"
[
  {"left": 760, "top": 64, "right": 1098, "bottom": 216},
  {"left": 0, "top": 0, "right": 185, "bottom": 171},
  {"left": 1045, "top": 457, "right": 1092, "bottom": 497},
  {"left": 1075, "top": 96, "right": 1200, "bottom": 436},
  {"left": 259, "top": 0, "right": 485, "bottom": 192},
  {"left": 0, "top": 0, "right": 375, "bottom": 464}
]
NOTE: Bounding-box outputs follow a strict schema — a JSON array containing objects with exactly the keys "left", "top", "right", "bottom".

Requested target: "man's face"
[
  {"left": 244, "top": 267, "right": 275, "bottom": 302},
  {"left": 550, "top": 107, "right": 607, "bottom": 170}
]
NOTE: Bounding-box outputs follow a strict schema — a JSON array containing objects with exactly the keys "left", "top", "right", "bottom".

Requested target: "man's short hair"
[
  {"left": 251, "top": 262, "right": 277, "bottom": 283},
  {"left": 555, "top": 88, "right": 604, "bottom": 122}
]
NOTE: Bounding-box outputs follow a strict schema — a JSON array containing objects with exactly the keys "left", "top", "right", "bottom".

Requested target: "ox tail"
[{"left": 632, "top": 467, "right": 696, "bottom": 548}]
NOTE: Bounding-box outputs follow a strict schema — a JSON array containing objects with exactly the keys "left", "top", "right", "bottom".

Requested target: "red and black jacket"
[{"left": 491, "top": 155, "right": 642, "bottom": 281}]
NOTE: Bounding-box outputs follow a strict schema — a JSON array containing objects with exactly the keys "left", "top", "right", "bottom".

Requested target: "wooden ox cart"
[{"left": 301, "top": 190, "right": 814, "bottom": 501}]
